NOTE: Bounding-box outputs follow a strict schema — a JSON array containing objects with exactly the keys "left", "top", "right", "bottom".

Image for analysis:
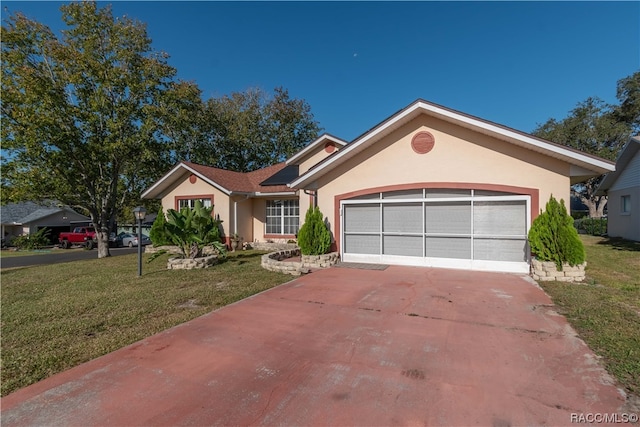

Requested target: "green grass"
[
  {"left": 538, "top": 236, "right": 640, "bottom": 396},
  {"left": 0, "top": 250, "right": 292, "bottom": 396}
]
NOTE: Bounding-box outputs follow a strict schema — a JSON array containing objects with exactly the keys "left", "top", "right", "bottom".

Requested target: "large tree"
[
  {"left": 533, "top": 72, "right": 639, "bottom": 218},
  {"left": 191, "top": 87, "right": 321, "bottom": 172},
  {"left": 1, "top": 2, "right": 178, "bottom": 257}
]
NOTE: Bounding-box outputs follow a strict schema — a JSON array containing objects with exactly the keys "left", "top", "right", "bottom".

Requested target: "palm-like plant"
[{"left": 164, "top": 201, "right": 225, "bottom": 259}]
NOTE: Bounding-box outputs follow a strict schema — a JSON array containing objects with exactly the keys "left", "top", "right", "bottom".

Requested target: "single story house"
[
  {"left": 1, "top": 201, "right": 91, "bottom": 245},
  {"left": 143, "top": 99, "right": 615, "bottom": 273},
  {"left": 596, "top": 136, "right": 640, "bottom": 241}
]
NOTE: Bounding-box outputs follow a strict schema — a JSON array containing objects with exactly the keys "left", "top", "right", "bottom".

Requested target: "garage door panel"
[
  {"left": 425, "top": 236, "right": 472, "bottom": 259},
  {"left": 383, "top": 235, "right": 422, "bottom": 257},
  {"left": 474, "top": 238, "right": 527, "bottom": 262},
  {"left": 474, "top": 201, "right": 526, "bottom": 236},
  {"left": 425, "top": 202, "right": 471, "bottom": 234},
  {"left": 383, "top": 204, "right": 422, "bottom": 233},
  {"left": 344, "top": 234, "right": 380, "bottom": 255},
  {"left": 344, "top": 204, "right": 380, "bottom": 233}
]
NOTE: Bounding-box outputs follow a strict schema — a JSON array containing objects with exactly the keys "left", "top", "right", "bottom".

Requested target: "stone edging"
[
  {"left": 531, "top": 259, "right": 586, "bottom": 282},
  {"left": 261, "top": 249, "right": 340, "bottom": 276},
  {"left": 167, "top": 255, "right": 219, "bottom": 270}
]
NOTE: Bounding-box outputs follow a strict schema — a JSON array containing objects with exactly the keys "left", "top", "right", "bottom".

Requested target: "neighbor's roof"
[
  {"left": 1, "top": 201, "right": 88, "bottom": 225},
  {"left": 596, "top": 136, "right": 640, "bottom": 195},
  {"left": 142, "top": 162, "right": 295, "bottom": 199},
  {"left": 289, "top": 99, "right": 616, "bottom": 188}
]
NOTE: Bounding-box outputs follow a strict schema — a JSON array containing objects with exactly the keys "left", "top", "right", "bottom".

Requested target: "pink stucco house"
[{"left": 142, "top": 99, "right": 614, "bottom": 273}]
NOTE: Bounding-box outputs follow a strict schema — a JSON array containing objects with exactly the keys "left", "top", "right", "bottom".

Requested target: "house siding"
[
  {"left": 610, "top": 150, "right": 640, "bottom": 192},
  {"left": 606, "top": 187, "right": 640, "bottom": 241}
]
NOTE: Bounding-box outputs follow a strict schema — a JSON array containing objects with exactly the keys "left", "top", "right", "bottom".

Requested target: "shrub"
[
  {"left": 297, "top": 206, "right": 332, "bottom": 255},
  {"left": 12, "top": 227, "right": 51, "bottom": 250},
  {"left": 528, "top": 195, "right": 585, "bottom": 270},
  {"left": 574, "top": 217, "right": 607, "bottom": 236},
  {"left": 164, "top": 201, "right": 225, "bottom": 259},
  {"left": 149, "top": 207, "right": 171, "bottom": 246}
]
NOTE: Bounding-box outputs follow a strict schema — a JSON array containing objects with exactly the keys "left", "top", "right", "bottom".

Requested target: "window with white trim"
[
  {"left": 621, "top": 195, "right": 631, "bottom": 214},
  {"left": 266, "top": 199, "right": 299, "bottom": 235},
  {"left": 178, "top": 198, "right": 212, "bottom": 209}
]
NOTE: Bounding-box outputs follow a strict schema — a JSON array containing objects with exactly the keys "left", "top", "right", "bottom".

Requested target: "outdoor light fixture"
[{"left": 132, "top": 206, "right": 146, "bottom": 277}]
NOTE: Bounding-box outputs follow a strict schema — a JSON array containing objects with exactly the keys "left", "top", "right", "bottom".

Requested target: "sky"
[{"left": 2, "top": 1, "right": 639, "bottom": 142}]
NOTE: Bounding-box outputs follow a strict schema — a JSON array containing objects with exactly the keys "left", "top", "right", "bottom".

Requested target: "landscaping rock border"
[
  {"left": 531, "top": 259, "right": 586, "bottom": 282},
  {"left": 167, "top": 255, "right": 219, "bottom": 270},
  {"left": 261, "top": 249, "right": 340, "bottom": 276}
]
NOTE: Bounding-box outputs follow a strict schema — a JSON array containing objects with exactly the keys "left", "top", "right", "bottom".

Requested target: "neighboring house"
[
  {"left": 596, "top": 136, "right": 640, "bottom": 241},
  {"left": 143, "top": 99, "right": 614, "bottom": 273},
  {"left": 1, "top": 201, "right": 91, "bottom": 245}
]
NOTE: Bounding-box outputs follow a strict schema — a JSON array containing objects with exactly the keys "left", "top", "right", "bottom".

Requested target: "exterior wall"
[
  {"left": 252, "top": 198, "right": 266, "bottom": 242},
  {"left": 607, "top": 186, "right": 640, "bottom": 241},
  {"left": 309, "top": 115, "right": 571, "bottom": 251},
  {"left": 229, "top": 195, "right": 254, "bottom": 243},
  {"left": 298, "top": 143, "right": 340, "bottom": 175},
  {"left": 160, "top": 173, "right": 231, "bottom": 235},
  {"left": 610, "top": 150, "right": 640, "bottom": 192}
]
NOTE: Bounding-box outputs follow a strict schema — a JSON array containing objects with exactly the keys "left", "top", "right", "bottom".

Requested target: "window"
[
  {"left": 177, "top": 198, "right": 212, "bottom": 209},
  {"left": 621, "top": 195, "right": 631, "bottom": 214},
  {"left": 266, "top": 199, "right": 299, "bottom": 235}
]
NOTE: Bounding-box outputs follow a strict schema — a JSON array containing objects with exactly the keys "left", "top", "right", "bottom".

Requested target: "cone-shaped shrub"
[
  {"left": 149, "top": 207, "right": 171, "bottom": 246},
  {"left": 297, "top": 206, "right": 332, "bottom": 255},
  {"left": 528, "top": 195, "right": 585, "bottom": 270}
]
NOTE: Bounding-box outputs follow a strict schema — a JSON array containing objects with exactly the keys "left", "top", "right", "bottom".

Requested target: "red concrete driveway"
[{"left": 1, "top": 266, "right": 628, "bottom": 426}]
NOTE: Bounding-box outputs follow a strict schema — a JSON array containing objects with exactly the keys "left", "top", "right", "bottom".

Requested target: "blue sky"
[{"left": 3, "top": 1, "right": 639, "bottom": 141}]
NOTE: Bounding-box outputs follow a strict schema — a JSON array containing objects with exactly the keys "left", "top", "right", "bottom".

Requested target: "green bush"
[
  {"left": 164, "top": 200, "right": 225, "bottom": 259},
  {"left": 528, "top": 195, "right": 585, "bottom": 270},
  {"left": 149, "top": 207, "right": 171, "bottom": 246},
  {"left": 12, "top": 228, "right": 51, "bottom": 250},
  {"left": 574, "top": 217, "right": 607, "bottom": 236},
  {"left": 297, "top": 206, "right": 332, "bottom": 255}
]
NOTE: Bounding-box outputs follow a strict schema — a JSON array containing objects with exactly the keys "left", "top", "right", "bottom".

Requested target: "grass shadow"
[{"left": 596, "top": 237, "right": 640, "bottom": 252}]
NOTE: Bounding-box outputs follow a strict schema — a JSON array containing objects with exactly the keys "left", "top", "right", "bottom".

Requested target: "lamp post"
[{"left": 133, "top": 206, "right": 146, "bottom": 277}]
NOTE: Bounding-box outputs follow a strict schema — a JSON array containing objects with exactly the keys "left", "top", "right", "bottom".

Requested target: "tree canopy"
[
  {"left": 532, "top": 71, "right": 639, "bottom": 218},
  {"left": 1, "top": 2, "right": 322, "bottom": 257},
  {"left": 176, "top": 87, "right": 321, "bottom": 172},
  {"left": 1, "top": 2, "right": 179, "bottom": 256}
]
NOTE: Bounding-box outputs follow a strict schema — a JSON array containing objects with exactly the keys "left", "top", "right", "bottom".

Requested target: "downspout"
[{"left": 303, "top": 189, "right": 317, "bottom": 208}]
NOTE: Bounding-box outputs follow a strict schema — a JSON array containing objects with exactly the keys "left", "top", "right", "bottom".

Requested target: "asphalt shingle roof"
[{"left": 183, "top": 162, "right": 293, "bottom": 193}]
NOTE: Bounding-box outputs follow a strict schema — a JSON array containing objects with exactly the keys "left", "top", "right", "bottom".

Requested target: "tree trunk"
[{"left": 96, "top": 230, "right": 111, "bottom": 258}]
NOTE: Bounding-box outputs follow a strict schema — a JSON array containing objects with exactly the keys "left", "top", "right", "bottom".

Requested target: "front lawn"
[
  {"left": 0, "top": 250, "right": 292, "bottom": 396},
  {"left": 538, "top": 236, "right": 640, "bottom": 397}
]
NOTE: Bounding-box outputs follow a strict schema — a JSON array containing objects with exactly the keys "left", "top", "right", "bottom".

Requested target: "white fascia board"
[
  {"left": 286, "top": 134, "right": 348, "bottom": 165},
  {"left": 141, "top": 163, "right": 232, "bottom": 199},
  {"left": 253, "top": 191, "right": 298, "bottom": 198},
  {"left": 290, "top": 101, "right": 614, "bottom": 188}
]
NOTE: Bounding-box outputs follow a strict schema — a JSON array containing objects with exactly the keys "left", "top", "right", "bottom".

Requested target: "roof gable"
[
  {"left": 286, "top": 134, "right": 347, "bottom": 165},
  {"left": 289, "top": 99, "right": 615, "bottom": 188},
  {"left": 1, "top": 201, "right": 88, "bottom": 225},
  {"left": 597, "top": 136, "right": 640, "bottom": 194},
  {"left": 141, "top": 162, "right": 295, "bottom": 200}
]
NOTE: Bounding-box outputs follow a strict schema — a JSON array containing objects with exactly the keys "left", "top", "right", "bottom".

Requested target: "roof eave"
[
  {"left": 142, "top": 163, "right": 232, "bottom": 199},
  {"left": 285, "top": 134, "right": 348, "bottom": 165}
]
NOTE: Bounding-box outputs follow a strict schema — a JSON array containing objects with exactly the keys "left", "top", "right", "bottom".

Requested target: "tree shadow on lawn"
[{"left": 596, "top": 237, "right": 640, "bottom": 252}]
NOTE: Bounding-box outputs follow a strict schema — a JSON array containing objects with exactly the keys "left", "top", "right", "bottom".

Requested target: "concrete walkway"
[{"left": 1, "top": 266, "right": 627, "bottom": 426}]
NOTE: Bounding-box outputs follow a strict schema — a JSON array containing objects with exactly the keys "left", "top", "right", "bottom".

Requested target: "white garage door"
[{"left": 341, "top": 189, "right": 530, "bottom": 273}]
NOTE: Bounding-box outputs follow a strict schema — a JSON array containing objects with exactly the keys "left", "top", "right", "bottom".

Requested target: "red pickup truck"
[{"left": 59, "top": 227, "right": 97, "bottom": 249}]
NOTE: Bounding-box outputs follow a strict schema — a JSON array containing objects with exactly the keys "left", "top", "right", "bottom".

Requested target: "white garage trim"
[{"left": 340, "top": 189, "right": 531, "bottom": 273}]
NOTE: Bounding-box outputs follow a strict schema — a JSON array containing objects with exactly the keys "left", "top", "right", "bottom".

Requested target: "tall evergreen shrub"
[
  {"left": 528, "top": 195, "right": 585, "bottom": 270},
  {"left": 149, "top": 207, "right": 171, "bottom": 246},
  {"left": 297, "top": 206, "right": 332, "bottom": 255}
]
